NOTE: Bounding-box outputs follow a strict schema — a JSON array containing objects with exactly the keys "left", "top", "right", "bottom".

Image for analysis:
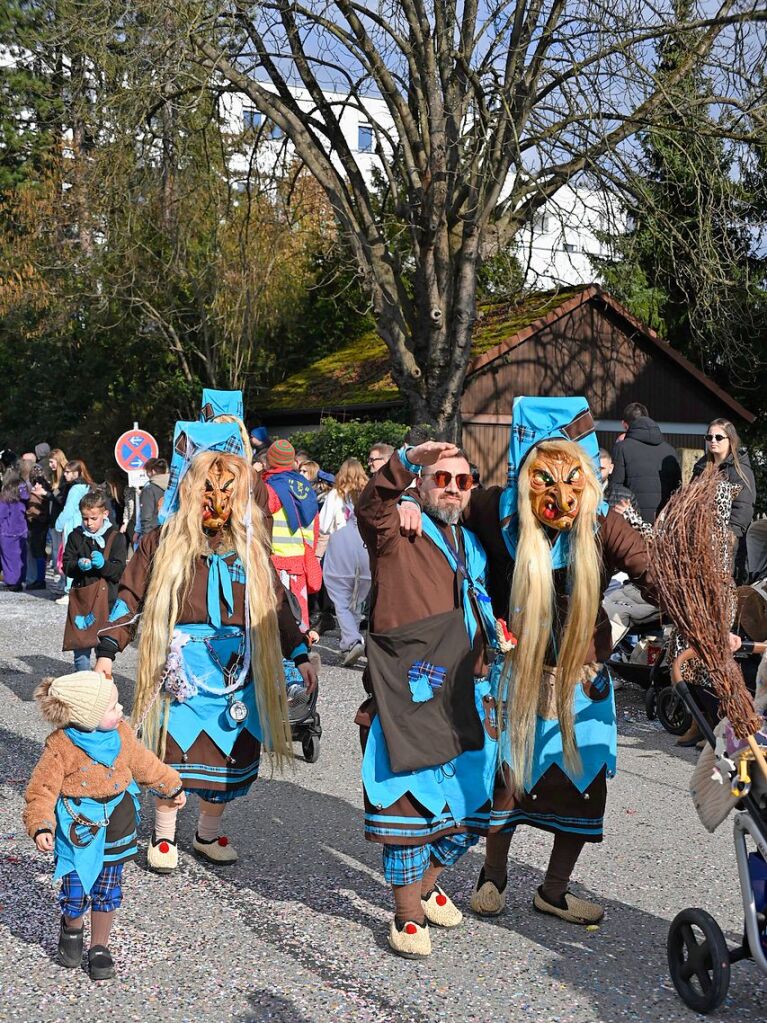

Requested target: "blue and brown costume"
[
  {"left": 95, "top": 411, "right": 308, "bottom": 803},
  {"left": 95, "top": 528, "right": 307, "bottom": 802},
  {"left": 356, "top": 450, "right": 499, "bottom": 883},
  {"left": 23, "top": 722, "right": 182, "bottom": 913},
  {"left": 464, "top": 397, "right": 655, "bottom": 843}
]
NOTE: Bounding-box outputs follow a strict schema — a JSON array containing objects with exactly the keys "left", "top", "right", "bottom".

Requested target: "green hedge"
[{"left": 290, "top": 417, "right": 412, "bottom": 472}]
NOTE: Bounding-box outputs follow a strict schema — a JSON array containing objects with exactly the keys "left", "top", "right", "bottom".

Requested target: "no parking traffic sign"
[{"left": 115, "top": 426, "right": 158, "bottom": 474}]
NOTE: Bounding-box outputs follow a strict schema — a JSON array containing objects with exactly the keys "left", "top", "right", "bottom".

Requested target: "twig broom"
[{"left": 650, "top": 466, "right": 767, "bottom": 782}]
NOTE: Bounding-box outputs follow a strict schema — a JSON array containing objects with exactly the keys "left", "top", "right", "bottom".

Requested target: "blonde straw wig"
[
  {"left": 502, "top": 439, "right": 603, "bottom": 793},
  {"left": 132, "top": 451, "right": 292, "bottom": 766}
]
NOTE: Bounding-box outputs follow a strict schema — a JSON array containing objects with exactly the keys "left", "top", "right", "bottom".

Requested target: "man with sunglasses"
[{"left": 355, "top": 441, "right": 500, "bottom": 960}]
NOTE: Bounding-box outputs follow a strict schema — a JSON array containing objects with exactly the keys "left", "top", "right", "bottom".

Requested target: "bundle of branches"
[{"left": 650, "top": 465, "right": 761, "bottom": 740}]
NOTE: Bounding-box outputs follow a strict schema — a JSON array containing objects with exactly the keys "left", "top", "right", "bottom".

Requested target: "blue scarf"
[
  {"left": 267, "top": 471, "right": 318, "bottom": 531},
  {"left": 64, "top": 725, "right": 122, "bottom": 767},
  {"left": 420, "top": 514, "right": 498, "bottom": 648},
  {"left": 83, "top": 519, "right": 112, "bottom": 549},
  {"left": 206, "top": 552, "right": 235, "bottom": 628}
]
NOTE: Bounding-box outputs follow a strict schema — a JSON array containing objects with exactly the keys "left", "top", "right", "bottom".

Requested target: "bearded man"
[
  {"left": 356, "top": 442, "right": 500, "bottom": 959},
  {"left": 94, "top": 412, "right": 316, "bottom": 873}
]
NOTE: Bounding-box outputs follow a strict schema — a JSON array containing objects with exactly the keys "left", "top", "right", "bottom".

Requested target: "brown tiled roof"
[{"left": 263, "top": 284, "right": 753, "bottom": 422}]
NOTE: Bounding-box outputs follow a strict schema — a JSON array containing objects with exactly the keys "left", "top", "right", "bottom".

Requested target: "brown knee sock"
[
  {"left": 90, "top": 910, "right": 116, "bottom": 948},
  {"left": 420, "top": 859, "right": 445, "bottom": 897},
  {"left": 483, "top": 831, "right": 512, "bottom": 887},
  {"left": 541, "top": 833, "right": 586, "bottom": 903},
  {"left": 393, "top": 881, "right": 426, "bottom": 926}
]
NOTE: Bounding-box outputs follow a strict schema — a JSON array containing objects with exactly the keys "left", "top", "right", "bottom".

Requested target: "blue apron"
[
  {"left": 166, "top": 624, "right": 263, "bottom": 755},
  {"left": 54, "top": 783, "right": 140, "bottom": 894}
]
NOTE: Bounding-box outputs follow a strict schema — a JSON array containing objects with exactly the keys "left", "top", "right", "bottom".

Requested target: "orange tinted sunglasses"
[{"left": 424, "top": 470, "right": 473, "bottom": 491}]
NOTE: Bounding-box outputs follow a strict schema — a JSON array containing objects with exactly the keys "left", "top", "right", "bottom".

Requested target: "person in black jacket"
[
  {"left": 62, "top": 490, "right": 128, "bottom": 671},
  {"left": 610, "top": 403, "right": 681, "bottom": 523},
  {"left": 692, "top": 418, "right": 756, "bottom": 582}
]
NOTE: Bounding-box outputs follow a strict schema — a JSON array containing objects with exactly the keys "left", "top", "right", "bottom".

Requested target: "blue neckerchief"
[
  {"left": 206, "top": 552, "right": 235, "bottom": 628},
  {"left": 63, "top": 725, "right": 122, "bottom": 767},
  {"left": 267, "top": 471, "right": 318, "bottom": 531},
  {"left": 82, "top": 519, "right": 112, "bottom": 550},
  {"left": 420, "top": 514, "right": 498, "bottom": 649}
]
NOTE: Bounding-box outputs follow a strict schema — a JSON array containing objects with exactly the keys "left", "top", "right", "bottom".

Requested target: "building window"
[
  {"left": 243, "top": 108, "right": 262, "bottom": 130},
  {"left": 533, "top": 213, "right": 550, "bottom": 232},
  {"left": 358, "top": 124, "right": 373, "bottom": 152},
  {"left": 563, "top": 241, "right": 577, "bottom": 253},
  {"left": 269, "top": 122, "right": 283, "bottom": 140}
]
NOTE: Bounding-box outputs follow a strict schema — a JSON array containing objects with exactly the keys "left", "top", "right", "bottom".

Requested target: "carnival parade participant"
[
  {"left": 23, "top": 670, "right": 186, "bottom": 979},
  {"left": 398, "top": 399, "right": 656, "bottom": 925},
  {"left": 356, "top": 441, "right": 500, "bottom": 959},
  {"left": 93, "top": 414, "right": 316, "bottom": 873}
]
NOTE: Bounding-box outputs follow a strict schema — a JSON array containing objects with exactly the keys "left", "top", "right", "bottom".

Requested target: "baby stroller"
[
  {"left": 667, "top": 641, "right": 767, "bottom": 1013},
  {"left": 284, "top": 659, "right": 322, "bottom": 763}
]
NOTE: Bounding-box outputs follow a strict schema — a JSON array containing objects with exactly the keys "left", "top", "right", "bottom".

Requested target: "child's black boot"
[
  {"left": 57, "top": 917, "right": 84, "bottom": 968},
  {"left": 88, "top": 945, "right": 115, "bottom": 980}
]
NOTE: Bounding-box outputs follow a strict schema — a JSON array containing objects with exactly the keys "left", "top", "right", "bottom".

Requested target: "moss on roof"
[{"left": 264, "top": 286, "right": 585, "bottom": 411}]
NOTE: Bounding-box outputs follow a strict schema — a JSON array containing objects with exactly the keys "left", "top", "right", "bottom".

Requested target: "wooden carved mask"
[
  {"left": 202, "top": 458, "right": 236, "bottom": 531},
  {"left": 527, "top": 446, "right": 586, "bottom": 531}
]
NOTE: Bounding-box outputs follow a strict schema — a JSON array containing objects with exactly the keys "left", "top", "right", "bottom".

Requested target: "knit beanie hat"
[
  {"left": 35, "top": 671, "right": 114, "bottom": 731},
  {"left": 34, "top": 442, "right": 51, "bottom": 461},
  {"left": 266, "top": 439, "right": 295, "bottom": 470}
]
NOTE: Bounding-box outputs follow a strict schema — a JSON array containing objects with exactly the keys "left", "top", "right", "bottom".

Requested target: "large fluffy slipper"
[
  {"left": 470, "top": 867, "right": 507, "bottom": 917},
  {"left": 146, "top": 834, "right": 178, "bottom": 874},
  {"left": 192, "top": 833, "right": 238, "bottom": 865},
  {"left": 421, "top": 885, "right": 462, "bottom": 928},
  {"left": 57, "top": 916, "right": 84, "bottom": 968},
  {"left": 387, "top": 919, "right": 431, "bottom": 960},
  {"left": 88, "top": 945, "right": 115, "bottom": 981},
  {"left": 533, "top": 886, "right": 604, "bottom": 925}
]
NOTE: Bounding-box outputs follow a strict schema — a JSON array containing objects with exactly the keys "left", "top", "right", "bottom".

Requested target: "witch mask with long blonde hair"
[{"left": 528, "top": 447, "right": 586, "bottom": 530}]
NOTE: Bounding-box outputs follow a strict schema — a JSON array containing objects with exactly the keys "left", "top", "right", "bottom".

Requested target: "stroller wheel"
[
  {"left": 645, "top": 685, "right": 658, "bottom": 721},
  {"left": 657, "top": 686, "right": 693, "bottom": 736},
  {"left": 302, "top": 734, "right": 320, "bottom": 763},
  {"left": 667, "top": 908, "right": 730, "bottom": 1014}
]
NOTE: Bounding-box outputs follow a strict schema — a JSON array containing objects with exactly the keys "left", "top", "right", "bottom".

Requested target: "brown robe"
[
  {"left": 96, "top": 528, "right": 306, "bottom": 796},
  {"left": 356, "top": 452, "right": 491, "bottom": 845}
]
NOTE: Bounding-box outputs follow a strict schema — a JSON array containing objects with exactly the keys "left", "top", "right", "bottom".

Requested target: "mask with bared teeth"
[
  {"left": 527, "top": 447, "right": 586, "bottom": 531},
  {"left": 201, "top": 458, "right": 235, "bottom": 531}
]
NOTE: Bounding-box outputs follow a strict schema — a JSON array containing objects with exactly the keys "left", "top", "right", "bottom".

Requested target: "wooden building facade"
[{"left": 461, "top": 286, "right": 754, "bottom": 486}]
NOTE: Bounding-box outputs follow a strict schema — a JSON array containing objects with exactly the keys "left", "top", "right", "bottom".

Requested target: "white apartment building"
[{"left": 223, "top": 85, "right": 620, "bottom": 289}]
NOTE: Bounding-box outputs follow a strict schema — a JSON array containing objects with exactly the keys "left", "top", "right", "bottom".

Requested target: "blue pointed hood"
[
  {"left": 160, "top": 421, "right": 246, "bottom": 525},
  {"left": 498, "top": 396, "right": 606, "bottom": 569},
  {"left": 199, "top": 389, "right": 244, "bottom": 423}
]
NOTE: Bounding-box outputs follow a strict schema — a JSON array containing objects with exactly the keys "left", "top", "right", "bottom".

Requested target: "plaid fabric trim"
[
  {"left": 429, "top": 832, "right": 479, "bottom": 867},
  {"left": 58, "top": 864, "right": 124, "bottom": 916},
  {"left": 187, "top": 782, "right": 253, "bottom": 804},
  {"left": 382, "top": 844, "right": 430, "bottom": 886},
  {"left": 407, "top": 661, "right": 447, "bottom": 691}
]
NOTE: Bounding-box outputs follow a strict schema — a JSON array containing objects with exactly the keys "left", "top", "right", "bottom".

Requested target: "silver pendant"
[{"left": 228, "top": 699, "right": 248, "bottom": 724}]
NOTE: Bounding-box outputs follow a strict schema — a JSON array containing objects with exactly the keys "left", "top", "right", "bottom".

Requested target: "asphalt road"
[{"left": 1, "top": 585, "right": 765, "bottom": 1023}]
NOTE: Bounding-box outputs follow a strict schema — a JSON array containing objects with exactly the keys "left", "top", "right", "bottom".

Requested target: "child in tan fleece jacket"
[{"left": 24, "top": 670, "right": 186, "bottom": 980}]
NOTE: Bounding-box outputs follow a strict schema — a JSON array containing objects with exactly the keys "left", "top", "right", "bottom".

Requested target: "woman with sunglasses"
[{"left": 692, "top": 419, "right": 755, "bottom": 582}]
